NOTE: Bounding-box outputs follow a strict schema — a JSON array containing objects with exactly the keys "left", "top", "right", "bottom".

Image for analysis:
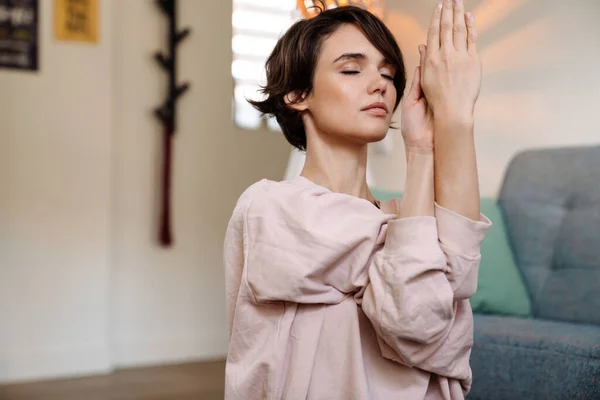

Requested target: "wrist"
[
  {"left": 404, "top": 145, "right": 434, "bottom": 157},
  {"left": 433, "top": 108, "right": 474, "bottom": 127},
  {"left": 405, "top": 149, "right": 434, "bottom": 168}
]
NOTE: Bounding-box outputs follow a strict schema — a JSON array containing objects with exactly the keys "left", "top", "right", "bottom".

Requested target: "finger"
[
  {"left": 440, "top": 0, "right": 454, "bottom": 49},
  {"left": 465, "top": 12, "right": 478, "bottom": 54},
  {"left": 426, "top": 2, "right": 442, "bottom": 54},
  {"left": 407, "top": 65, "right": 422, "bottom": 101},
  {"left": 453, "top": 0, "right": 467, "bottom": 51},
  {"left": 419, "top": 44, "right": 427, "bottom": 69}
]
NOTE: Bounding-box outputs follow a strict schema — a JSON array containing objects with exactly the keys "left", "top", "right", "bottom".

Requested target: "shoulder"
[
  {"left": 238, "top": 175, "right": 343, "bottom": 207},
  {"left": 225, "top": 180, "right": 272, "bottom": 244},
  {"left": 228, "top": 179, "right": 303, "bottom": 225},
  {"left": 233, "top": 179, "right": 272, "bottom": 213},
  {"left": 232, "top": 178, "right": 304, "bottom": 214}
]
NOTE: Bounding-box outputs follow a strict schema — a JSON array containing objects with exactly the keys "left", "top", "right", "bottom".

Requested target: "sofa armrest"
[{"left": 467, "top": 314, "right": 600, "bottom": 400}]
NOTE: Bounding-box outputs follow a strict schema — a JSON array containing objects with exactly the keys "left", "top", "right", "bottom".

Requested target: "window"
[{"left": 231, "top": 0, "right": 300, "bottom": 130}]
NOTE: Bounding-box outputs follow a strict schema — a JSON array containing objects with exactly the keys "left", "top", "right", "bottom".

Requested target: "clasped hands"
[{"left": 400, "top": 0, "right": 481, "bottom": 154}]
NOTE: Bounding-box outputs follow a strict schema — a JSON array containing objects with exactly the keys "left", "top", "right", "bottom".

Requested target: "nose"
[{"left": 368, "top": 71, "right": 387, "bottom": 97}]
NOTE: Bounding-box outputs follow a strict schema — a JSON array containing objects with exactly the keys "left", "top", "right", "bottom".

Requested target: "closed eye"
[{"left": 341, "top": 71, "right": 394, "bottom": 80}]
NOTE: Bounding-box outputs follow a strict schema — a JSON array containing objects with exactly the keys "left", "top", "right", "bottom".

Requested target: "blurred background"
[{"left": 0, "top": 0, "right": 599, "bottom": 399}]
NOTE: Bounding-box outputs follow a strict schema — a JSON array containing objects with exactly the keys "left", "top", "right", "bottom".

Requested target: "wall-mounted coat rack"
[{"left": 153, "top": 0, "right": 191, "bottom": 247}]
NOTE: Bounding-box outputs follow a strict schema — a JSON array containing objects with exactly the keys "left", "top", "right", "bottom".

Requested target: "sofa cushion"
[
  {"left": 470, "top": 198, "right": 532, "bottom": 317},
  {"left": 468, "top": 314, "right": 600, "bottom": 400},
  {"left": 498, "top": 145, "right": 600, "bottom": 325},
  {"left": 369, "top": 187, "right": 402, "bottom": 202}
]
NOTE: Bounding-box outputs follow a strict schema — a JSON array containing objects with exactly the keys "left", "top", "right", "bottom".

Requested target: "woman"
[{"left": 224, "top": 2, "right": 491, "bottom": 399}]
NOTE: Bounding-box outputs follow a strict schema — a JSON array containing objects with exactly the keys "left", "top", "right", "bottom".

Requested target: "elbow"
[
  {"left": 453, "top": 278, "right": 477, "bottom": 300},
  {"left": 379, "top": 311, "right": 455, "bottom": 368},
  {"left": 382, "top": 288, "right": 456, "bottom": 348},
  {"left": 408, "top": 301, "right": 455, "bottom": 346}
]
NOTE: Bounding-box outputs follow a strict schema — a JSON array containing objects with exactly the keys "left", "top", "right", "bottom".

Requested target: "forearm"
[
  {"left": 433, "top": 114, "right": 480, "bottom": 221},
  {"left": 397, "top": 149, "right": 435, "bottom": 218}
]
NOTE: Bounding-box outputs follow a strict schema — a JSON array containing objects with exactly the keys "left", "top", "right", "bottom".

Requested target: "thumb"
[
  {"left": 406, "top": 65, "right": 422, "bottom": 102},
  {"left": 406, "top": 44, "right": 427, "bottom": 102},
  {"left": 419, "top": 44, "right": 427, "bottom": 71}
]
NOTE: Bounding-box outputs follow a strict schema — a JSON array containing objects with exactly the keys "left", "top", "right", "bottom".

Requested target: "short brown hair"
[{"left": 248, "top": 5, "right": 406, "bottom": 151}]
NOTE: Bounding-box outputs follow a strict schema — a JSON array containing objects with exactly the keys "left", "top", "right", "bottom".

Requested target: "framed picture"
[
  {"left": 54, "top": 0, "right": 98, "bottom": 44},
  {"left": 0, "top": 0, "right": 39, "bottom": 71}
]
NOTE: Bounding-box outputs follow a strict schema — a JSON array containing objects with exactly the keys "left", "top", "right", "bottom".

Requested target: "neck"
[{"left": 300, "top": 129, "right": 374, "bottom": 204}]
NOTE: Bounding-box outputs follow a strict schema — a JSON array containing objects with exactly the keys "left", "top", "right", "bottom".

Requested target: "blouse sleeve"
[
  {"left": 435, "top": 202, "right": 492, "bottom": 300},
  {"left": 360, "top": 204, "right": 491, "bottom": 383}
]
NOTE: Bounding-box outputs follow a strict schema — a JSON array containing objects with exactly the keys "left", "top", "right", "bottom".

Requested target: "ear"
[{"left": 284, "top": 91, "right": 309, "bottom": 112}]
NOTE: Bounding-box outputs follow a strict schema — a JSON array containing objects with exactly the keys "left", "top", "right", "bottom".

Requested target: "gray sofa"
[{"left": 467, "top": 145, "right": 600, "bottom": 400}]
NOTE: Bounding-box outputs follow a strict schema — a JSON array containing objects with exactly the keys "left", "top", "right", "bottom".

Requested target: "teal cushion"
[
  {"left": 370, "top": 189, "right": 532, "bottom": 317},
  {"left": 370, "top": 188, "right": 402, "bottom": 202},
  {"left": 473, "top": 199, "right": 532, "bottom": 317}
]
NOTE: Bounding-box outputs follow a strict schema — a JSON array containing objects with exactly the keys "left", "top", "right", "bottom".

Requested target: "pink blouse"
[{"left": 224, "top": 176, "right": 491, "bottom": 399}]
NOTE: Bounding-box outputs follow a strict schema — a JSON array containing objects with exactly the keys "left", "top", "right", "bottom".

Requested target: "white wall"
[
  {"left": 370, "top": 0, "right": 600, "bottom": 196},
  {"left": 109, "top": 0, "right": 290, "bottom": 369},
  {"left": 0, "top": 0, "right": 114, "bottom": 382}
]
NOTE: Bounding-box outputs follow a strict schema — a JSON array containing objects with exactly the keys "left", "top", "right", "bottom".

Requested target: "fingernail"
[
  {"left": 466, "top": 12, "right": 474, "bottom": 21},
  {"left": 437, "top": 2, "right": 443, "bottom": 10},
  {"left": 453, "top": 0, "right": 462, "bottom": 4}
]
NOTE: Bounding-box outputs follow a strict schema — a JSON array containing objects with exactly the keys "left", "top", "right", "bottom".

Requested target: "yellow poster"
[{"left": 54, "top": 0, "right": 99, "bottom": 44}]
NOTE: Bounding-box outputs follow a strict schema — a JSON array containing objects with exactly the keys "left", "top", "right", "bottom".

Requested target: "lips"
[{"left": 362, "top": 101, "right": 388, "bottom": 114}]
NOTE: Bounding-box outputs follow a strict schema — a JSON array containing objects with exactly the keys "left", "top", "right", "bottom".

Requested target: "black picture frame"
[{"left": 0, "top": 0, "right": 39, "bottom": 71}]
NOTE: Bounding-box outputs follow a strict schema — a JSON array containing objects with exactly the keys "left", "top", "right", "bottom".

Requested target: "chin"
[
  {"left": 332, "top": 121, "right": 390, "bottom": 146},
  {"left": 357, "top": 123, "right": 390, "bottom": 143},
  {"left": 341, "top": 131, "right": 387, "bottom": 147}
]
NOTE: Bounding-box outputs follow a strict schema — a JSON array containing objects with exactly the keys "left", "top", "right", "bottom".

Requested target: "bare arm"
[
  {"left": 434, "top": 116, "right": 480, "bottom": 220},
  {"left": 398, "top": 149, "right": 435, "bottom": 218}
]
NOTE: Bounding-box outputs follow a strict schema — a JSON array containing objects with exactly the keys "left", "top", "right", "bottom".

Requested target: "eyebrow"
[
  {"left": 333, "top": 52, "right": 366, "bottom": 63},
  {"left": 333, "top": 52, "right": 394, "bottom": 69}
]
